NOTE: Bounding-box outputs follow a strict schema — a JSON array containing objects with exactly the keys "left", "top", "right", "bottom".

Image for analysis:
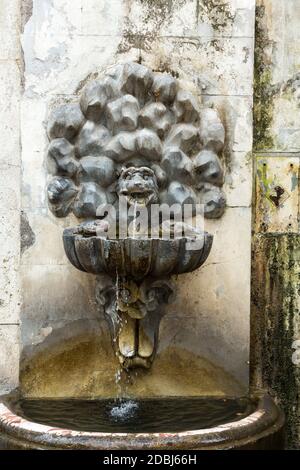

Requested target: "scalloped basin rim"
[
  {"left": 63, "top": 228, "right": 214, "bottom": 279},
  {"left": 63, "top": 228, "right": 213, "bottom": 242}
]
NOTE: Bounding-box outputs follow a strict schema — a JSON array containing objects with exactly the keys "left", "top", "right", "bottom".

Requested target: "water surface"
[{"left": 9, "top": 397, "right": 253, "bottom": 433}]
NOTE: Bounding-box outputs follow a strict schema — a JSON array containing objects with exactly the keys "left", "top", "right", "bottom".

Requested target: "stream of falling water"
[
  {"left": 114, "top": 269, "right": 123, "bottom": 397},
  {"left": 111, "top": 367, "right": 139, "bottom": 421},
  {"left": 110, "top": 267, "right": 139, "bottom": 421},
  {"left": 109, "top": 205, "right": 141, "bottom": 420},
  {"left": 131, "top": 201, "right": 138, "bottom": 239}
]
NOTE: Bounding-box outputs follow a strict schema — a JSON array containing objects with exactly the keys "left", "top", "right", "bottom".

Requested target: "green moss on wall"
[
  {"left": 251, "top": 234, "right": 300, "bottom": 449},
  {"left": 253, "top": 5, "right": 275, "bottom": 151}
]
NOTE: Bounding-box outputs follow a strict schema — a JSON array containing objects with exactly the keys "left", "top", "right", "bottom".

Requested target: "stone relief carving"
[
  {"left": 47, "top": 62, "right": 226, "bottom": 368},
  {"left": 47, "top": 62, "right": 226, "bottom": 222}
]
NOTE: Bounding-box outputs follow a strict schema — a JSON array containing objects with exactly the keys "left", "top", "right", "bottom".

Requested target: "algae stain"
[
  {"left": 119, "top": 0, "right": 186, "bottom": 52},
  {"left": 254, "top": 5, "right": 300, "bottom": 152},
  {"left": 256, "top": 160, "right": 274, "bottom": 203},
  {"left": 254, "top": 5, "right": 275, "bottom": 151},
  {"left": 196, "top": 0, "right": 235, "bottom": 32},
  {"left": 252, "top": 232, "right": 300, "bottom": 448},
  {"left": 266, "top": 235, "right": 300, "bottom": 448}
]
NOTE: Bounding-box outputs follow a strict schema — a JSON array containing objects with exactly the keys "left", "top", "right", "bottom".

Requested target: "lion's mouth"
[{"left": 120, "top": 188, "right": 156, "bottom": 207}]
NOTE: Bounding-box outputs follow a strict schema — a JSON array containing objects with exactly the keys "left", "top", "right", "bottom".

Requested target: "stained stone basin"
[
  {"left": 0, "top": 395, "right": 284, "bottom": 450},
  {"left": 63, "top": 228, "right": 213, "bottom": 280}
]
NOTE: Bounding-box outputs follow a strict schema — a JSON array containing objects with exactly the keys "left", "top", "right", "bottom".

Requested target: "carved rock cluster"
[{"left": 47, "top": 62, "right": 226, "bottom": 220}]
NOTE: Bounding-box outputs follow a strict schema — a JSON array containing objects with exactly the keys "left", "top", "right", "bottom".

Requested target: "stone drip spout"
[{"left": 96, "top": 275, "right": 175, "bottom": 369}]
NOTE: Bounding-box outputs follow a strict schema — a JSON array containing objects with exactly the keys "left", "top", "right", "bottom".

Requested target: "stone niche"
[
  {"left": 43, "top": 61, "right": 226, "bottom": 374},
  {"left": 19, "top": 0, "right": 254, "bottom": 397}
]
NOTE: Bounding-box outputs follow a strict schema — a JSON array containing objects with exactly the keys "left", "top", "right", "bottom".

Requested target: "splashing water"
[{"left": 109, "top": 400, "right": 139, "bottom": 421}]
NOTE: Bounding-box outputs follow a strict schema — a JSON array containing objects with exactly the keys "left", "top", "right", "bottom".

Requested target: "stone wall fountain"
[
  {"left": 47, "top": 62, "right": 224, "bottom": 370},
  {"left": 0, "top": 62, "right": 285, "bottom": 450}
]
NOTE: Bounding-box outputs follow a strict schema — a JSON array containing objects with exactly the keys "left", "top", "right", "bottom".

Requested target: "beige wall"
[
  {"left": 0, "top": 1, "right": 21, "bottom": 393},
  {"left": 1, "top": 0, "right": 256, "bottom": 393}
]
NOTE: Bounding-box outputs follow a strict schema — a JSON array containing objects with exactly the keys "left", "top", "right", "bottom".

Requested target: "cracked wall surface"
[{"left": 0, "top": 0, "right": 257, "bottom": 395}]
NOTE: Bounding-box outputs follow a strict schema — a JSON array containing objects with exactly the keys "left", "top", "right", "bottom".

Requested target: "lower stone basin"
[
  {"left": 0, "top": 395, "right": 284, "bottom": 450},
  {"left": 63, "top": 228, "right": 213, "bottom": 280}
]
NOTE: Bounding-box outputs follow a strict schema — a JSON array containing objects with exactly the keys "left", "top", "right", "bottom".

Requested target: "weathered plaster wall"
[
  {"left": 19, "top": 0, "right": 255, "bottom": 392},
  {"left": 0, "top": 1, "right": 21, "bottom": 393},
  {"left": 254, "top": 1, "right": 300, "bottom": 153},
  {"left": 252, "top": 0, "right": 300, "bottom": 449}
]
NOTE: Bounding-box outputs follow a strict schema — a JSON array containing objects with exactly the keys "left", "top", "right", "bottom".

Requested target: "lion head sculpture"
[{"left": 116, "top": 167, "right": 159, "bottom": 208}]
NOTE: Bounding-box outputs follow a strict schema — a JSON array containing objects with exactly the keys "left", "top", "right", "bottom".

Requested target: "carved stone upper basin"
[{"left": 63, "top": 228, "right": 213, "bottom": 280}]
